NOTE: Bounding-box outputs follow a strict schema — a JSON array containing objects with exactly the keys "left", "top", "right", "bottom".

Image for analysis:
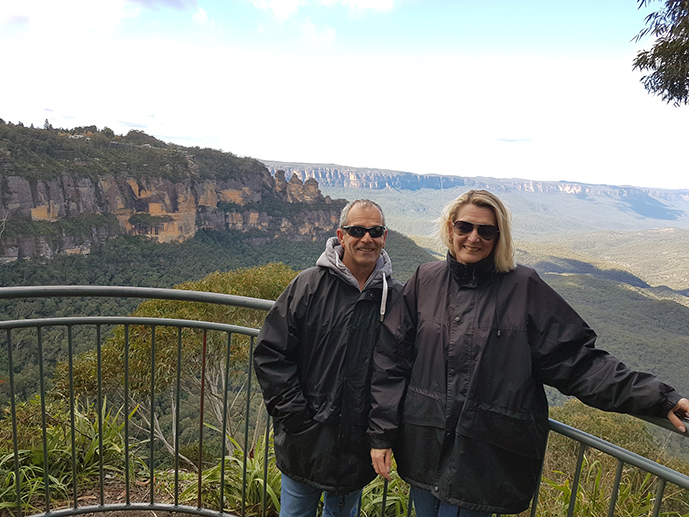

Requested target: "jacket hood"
[{"left": 317, "top": 236, "right": 393, "bottom": 321}]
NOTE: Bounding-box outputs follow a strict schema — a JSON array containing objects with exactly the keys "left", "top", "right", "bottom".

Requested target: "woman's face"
[{"left": 449, "top": 204, "right": 498, "bottom": 264}]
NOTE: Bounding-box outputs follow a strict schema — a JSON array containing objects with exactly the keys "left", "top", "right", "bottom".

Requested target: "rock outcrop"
[
  {"left": 0, "top": 168, "right": 343, "bottom": 261},
  {"left": 261, "top": 161, "right": 689, "bottom": 203}
]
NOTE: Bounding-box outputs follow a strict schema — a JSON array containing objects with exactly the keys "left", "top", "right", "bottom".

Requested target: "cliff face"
[
  {"left": 0, "top": 168, "right": 343, "bottom": 261},
  {"left": 262, "top": 161, "right": 689, "bottom": 202}
]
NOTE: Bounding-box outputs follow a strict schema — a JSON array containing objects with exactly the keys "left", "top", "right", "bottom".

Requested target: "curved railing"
[{"left": 0, "top": 286, "right": 687, "bottom": 517}]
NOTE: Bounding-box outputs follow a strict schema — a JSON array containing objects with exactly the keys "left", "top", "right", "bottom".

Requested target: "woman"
[{"left": 368, "top": 189, "right": 689, "bottom": 517}]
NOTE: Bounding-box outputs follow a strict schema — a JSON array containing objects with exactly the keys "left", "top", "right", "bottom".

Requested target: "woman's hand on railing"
[
  {"left": 371, "top": 448, "right": 392, "bottom": 480},
  {"left": 668, "top": 398, "right": 689, "bottom": 432}
]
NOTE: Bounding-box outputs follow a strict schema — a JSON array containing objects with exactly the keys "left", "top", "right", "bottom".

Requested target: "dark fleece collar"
[{"left": 446, "top": 252, "right": 495, "bottom": 287}]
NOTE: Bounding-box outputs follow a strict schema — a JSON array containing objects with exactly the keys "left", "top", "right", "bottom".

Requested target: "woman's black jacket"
[{"left": 368, "top": 255, "right": 680, "bottom": 514}]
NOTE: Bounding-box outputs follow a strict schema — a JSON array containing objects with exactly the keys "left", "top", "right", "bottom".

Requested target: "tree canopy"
[{"left": 634, "top": 0, "right": 689, "bottom": 106}]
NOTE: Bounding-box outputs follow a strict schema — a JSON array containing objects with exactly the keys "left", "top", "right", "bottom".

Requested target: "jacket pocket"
[
  {"left": 400, "top": 385, "right": 446, "bottom": 428},
  {"left": 456, "top": 400, "right": 548, "bottom": 458},
  {"left": 305, "top": 392, "right": 339, "bottom": 424}
]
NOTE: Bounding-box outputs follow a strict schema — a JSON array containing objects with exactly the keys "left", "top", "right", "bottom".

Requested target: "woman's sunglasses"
[
  {"left": 342, "top": 225, "right": 387, "bottom": 238},
  {"left": 452, "top": 220, "right": 500, "bottom": 241}
]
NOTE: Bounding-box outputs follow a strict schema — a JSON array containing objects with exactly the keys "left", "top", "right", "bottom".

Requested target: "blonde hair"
[{"left": 438, "top": 190, "right": 516, "bottom": 273}]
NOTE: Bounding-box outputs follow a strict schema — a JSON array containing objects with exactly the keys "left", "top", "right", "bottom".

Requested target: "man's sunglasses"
[
  {"left": 342, "top": 225, "right": 387, "bottom": 238},
  {"left": 452, "top": 220, "right": 500, "bottom": 241}
]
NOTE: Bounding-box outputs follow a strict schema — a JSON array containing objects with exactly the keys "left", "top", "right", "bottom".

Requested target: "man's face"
[{"left": 336, "top": 204, "right": 387, "bottom": 274}]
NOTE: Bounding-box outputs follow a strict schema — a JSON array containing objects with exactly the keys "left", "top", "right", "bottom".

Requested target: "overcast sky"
[{"left": 1, "top": 0, "right": 687, "bottom": 190}]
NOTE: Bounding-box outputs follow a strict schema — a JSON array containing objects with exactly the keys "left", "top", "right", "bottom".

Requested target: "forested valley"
[{"left": 2, "top": 122, "right": 689, "bottom": 515}]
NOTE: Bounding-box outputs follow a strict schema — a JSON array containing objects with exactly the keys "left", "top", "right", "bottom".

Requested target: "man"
[{"left": 254, "top": 199, "right": 401, "bottom": 517}]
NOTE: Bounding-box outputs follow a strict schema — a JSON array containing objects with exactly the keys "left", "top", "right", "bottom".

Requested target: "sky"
[{"left": 1, "top": 0, "right": 687, "bottom": 190}]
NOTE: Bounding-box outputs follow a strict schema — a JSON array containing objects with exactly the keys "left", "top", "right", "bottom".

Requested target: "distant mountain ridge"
[
  {"left": 261, "top": 160, "right": 689, "bottom": 223},
  {"left": 260, "top": 160, "right": 689, "bottom": 296}
]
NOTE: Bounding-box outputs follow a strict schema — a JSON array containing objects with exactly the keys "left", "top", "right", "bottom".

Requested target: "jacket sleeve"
[
  {"left": 253, "top": 276, "right": 313, "bottom": 433},
  {"left": 368, "top": 269, "right": 420, "bottom": 449},
  {"left": 527, "top": 271, "right": 680, "bottom": 418}
]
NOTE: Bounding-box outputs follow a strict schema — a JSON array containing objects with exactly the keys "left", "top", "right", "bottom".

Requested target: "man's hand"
[
  {"left": 667, "top": 398, "right": 689, "bottom": 432},
  {"left": 371, "top": 448, "right": 392, "bottom": 481}
]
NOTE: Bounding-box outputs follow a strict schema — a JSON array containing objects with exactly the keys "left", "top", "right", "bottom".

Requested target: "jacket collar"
[{"left": 446, "top": 252, "right": 494, "bottom": 288}]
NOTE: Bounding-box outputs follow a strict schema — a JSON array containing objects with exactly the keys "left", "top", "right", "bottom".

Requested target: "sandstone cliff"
[
  {"left": 261, "top": 161, "right": 689, "bottom": 203},
  {"left": 0, "top": 124, "right": 344, "bottom": 261}
]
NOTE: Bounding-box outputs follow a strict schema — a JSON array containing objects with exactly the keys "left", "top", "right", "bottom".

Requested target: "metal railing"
[{"left": 0, "top": 286, "right": 687, "bottom": 517}]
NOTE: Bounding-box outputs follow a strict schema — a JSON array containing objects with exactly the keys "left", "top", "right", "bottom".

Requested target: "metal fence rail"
[{"left": 0, "top": 286, "right": 688, "bottom": 517}]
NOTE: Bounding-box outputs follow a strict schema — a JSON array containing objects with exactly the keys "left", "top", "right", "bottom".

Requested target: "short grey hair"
[{"left": 339, "top": 199, "right": 386, "bottom": 228}]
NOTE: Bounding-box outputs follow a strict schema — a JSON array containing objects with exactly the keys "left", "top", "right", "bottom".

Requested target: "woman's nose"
[{"left": 467, "top": 229, "right": 481, "bottom": 241}]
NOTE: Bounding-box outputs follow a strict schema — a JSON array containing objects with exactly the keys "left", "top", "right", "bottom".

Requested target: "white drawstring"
[{"left": 380, "top": 274, "right": 388, "bottom": 322}]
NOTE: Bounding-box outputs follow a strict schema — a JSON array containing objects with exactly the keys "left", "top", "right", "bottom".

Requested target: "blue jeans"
[
  {"left": 411, "top": 486, "right": 492, "bottom": 517},
  {"left": 280, "top": 474, "right": 362, "bottom": 517}
]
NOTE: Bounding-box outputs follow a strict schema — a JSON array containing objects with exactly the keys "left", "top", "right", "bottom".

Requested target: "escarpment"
[{"left": 0, "top": 124, "right": 344, "bottom": 261}]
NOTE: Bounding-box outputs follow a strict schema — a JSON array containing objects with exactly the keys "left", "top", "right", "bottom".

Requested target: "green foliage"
[
  {"left": 360, "top": 464, "right": 410, "bottom": 517},
  {"left": 383, "top": 229, "right": 435, "bottom": 282},
  {"left": 0, "top": 212, "right": 120, "bottom": 241},
  {"left": 128, "top": 213, "right": 173, "bottom": 226},
  {"left": 128, "top": 212, "right": 173, "bottom": 234},
  {"left": 49, "top": 264, "right": 297, "bottom": 471},
  {"left": 0, "top": 397, "right": 126, "bottom": 513},
  {"left": 181, "top": 434, "right": 282, "bottom": 517},
  {"left": 536, "top": 400, "right": 689, "bottom": 517},
  {"left": 542, "top": 273, "right": 689, "bottom": 399},
  {"left": 0, "top": 123, "right": 189, "bottom": 182},
  {"left": 188, "top": 147, "right": 268, "bottom": 181},
  {"left": 57, "top": 263, "right": 297, "bottom": 395},
  {"left": 121, "top": 130, "right": 168, "bottom": 148},
  {"left": 634, "top": 0, "right": 689, "bottom": 106}
]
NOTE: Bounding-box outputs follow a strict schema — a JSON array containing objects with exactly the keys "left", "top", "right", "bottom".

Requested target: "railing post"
[
  {"left": 124, "top": 324, "right": 131, "bottom": 506},
  {"left": 97, "top": 324, "right": 105, "bottom": 507},
  {"left": 607, "top": 459, "right": 624, "bottom": 517},
  {"left": 242, "top": 336, "right": 257, "bottom": 517},
  {"left": 7, "top": 329, "right": 22, "bottom": 517},
  {"left": 262, "top": 415, "right": 271, "bottom": 517},
  {"left": 68, "top": 325, "right": 78, "bottom": 511},
  {"left": 197, "top": 329, "right": 208, "bottom": 509},
  {"left": 174, "top": 327, "right": 183, "bottom": 507},
  {"left": 652, "top": 477, "right": 666, "bottom": 517},
  {"left": 149, "top": 325, "right": 156, "bottom": 506},
  {"left": 220, "top": 331, "right": 233, "bottom": 514},
  {"left": 567, "top": 442, "right": 587, "bottom": 517},
  {"left": 529, "top": 454, "right": 545, "bottom": 517},
  {"left": 37, "top": 326, "right": 51, "bottom": 513}
]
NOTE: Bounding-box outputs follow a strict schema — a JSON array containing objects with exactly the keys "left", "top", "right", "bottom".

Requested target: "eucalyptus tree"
[
  {"left": 55, "top": 263, "right": 298, "bottom": 469},
  {"left": 634, "top": 0, "right": 689, "bottom": 106}
]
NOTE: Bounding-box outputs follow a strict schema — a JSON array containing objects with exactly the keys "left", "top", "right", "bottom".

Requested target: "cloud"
[
  {"left": 300, "top": 19, "right": 336, "bottom": 47},
  {"left": 193, "top": 7, "right": 208, "bottom": 24},
  {"left": 128, "top": 0, "right": 197, "bottom": 9},
  {"left": 342, "top": 0, "right": 394, "bottom": 10},
  {"left": 0, "top": 0, "right": 141, "bottom": 35},
  {"left": 120, "top": 120, "right": 149, "bottom": 129},
  {"left": 0, "top": 14, "right": 29, "bottom": 26},
  {"left": 252, "top": 0, "right": 305, "bottom": 19},
  {"left": 316, "top": 0, "right": 394, "bottom": 10},
  {"left": 251, "top": 0, "right": 391, "bottom": 19}
]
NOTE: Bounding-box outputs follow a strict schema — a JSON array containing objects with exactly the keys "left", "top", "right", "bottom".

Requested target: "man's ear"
[{"left": 336, "top": 228, "right": 345, "bottom": 245}]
